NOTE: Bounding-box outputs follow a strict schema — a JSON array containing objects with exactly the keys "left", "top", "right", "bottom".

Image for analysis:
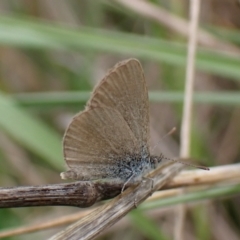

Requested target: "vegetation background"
[{"left": 0, "top": 0, "right": 240, "bottom": 239}]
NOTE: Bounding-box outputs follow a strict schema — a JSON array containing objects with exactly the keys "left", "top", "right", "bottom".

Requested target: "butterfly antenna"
[
  {"left": 151, "top": 127, "right": 177, "bottom": 152},
  {"left": 163, "top": 156, "right": 210, "bottom": 170},
  {"left": 151, "top": 127, "right": 209, "bottom": 170}
]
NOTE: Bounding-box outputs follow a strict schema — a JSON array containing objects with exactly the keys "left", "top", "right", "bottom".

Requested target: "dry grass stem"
[
  {"left": 0, "top": 211, "right": 91, "bottom": 239},
  {"left": 177, "top": 1, "right": 201, "bottom": 239},
  {"left": 180, "top": 0, "right": 200, "bottom": 158},
  {"left": 114, "top": 0, "right": 240, "bottom": 56}
]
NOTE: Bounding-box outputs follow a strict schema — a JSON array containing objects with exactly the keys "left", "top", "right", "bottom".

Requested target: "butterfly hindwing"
[{"left": 63, "top": 107, "right": 139, "bottom": 181}]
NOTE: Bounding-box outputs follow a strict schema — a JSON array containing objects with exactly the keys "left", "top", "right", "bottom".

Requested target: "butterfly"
[{"left": 60, "top": 59, "right": 165, "bottom": 190}]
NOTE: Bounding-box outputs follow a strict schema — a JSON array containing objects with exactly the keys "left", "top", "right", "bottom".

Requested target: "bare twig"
[
  {"left": 0, "top": 164, "right": 239, "bottom": 239},
  {"left": 49, "top": 162, "right": 184, "bottom": 240},
  {"left": 1, "top": 163, "right": 240, "bottom": 209},
  {"left": 0, "top": 181, "right": 122, "bottom": 208}
]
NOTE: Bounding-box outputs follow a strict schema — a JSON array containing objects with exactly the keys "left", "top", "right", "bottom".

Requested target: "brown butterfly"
[
  {"left": 60, "top": 59, "right": 165, "bottom": 190},
  {"left": 60, "top": 59, "right": 208, "bottom": 191}
]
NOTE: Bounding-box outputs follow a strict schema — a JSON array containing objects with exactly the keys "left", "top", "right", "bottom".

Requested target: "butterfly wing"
[
  {"left": 63, "top": 107, "right": 139, "bottom": 181},
  {"left": 87, "top": 59, "right": 150, "bottom": 154}
]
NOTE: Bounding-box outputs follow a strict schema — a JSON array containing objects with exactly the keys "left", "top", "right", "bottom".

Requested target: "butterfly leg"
[{"left": 121, "top": 172, "right": 135, "bottom": 193}]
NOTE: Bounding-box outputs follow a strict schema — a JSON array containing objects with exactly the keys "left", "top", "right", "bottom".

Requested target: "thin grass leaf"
[
  {"left": 206, "top": 26, "right": 240, "bottom": 45},
  {"left": 12, "top": 91, "right": 240, "bottom": 108},
  {"left": 141, "top": 184, "right": 240, "bottom": 211},
  {"left": 0, "top": 15, "right": 240, "bottom": 80},
  {"left": 0, "top": 92, "right": 62, "bottom": 170}
]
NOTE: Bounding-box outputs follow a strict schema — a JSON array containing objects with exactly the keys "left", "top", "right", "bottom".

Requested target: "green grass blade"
[
  {"left": 0, "top": 15, "right": 240, "bottom": 80},
  {"left": 12, "top": 91, "right": 240, "bottom": 108},
  {"left": 0, "top": 92, "right": 62, "bottom": 170},
  {"left": 141, "top": 183, "right": 240, "bottom": 211}
]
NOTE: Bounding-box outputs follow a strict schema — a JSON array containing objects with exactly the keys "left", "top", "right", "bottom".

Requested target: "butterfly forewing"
[
  {"left": 63, "top": 107, "right": 139, "bottom": 181},
  {"left": 87, "top": 59, "right": 150, "bottom": 153}
]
